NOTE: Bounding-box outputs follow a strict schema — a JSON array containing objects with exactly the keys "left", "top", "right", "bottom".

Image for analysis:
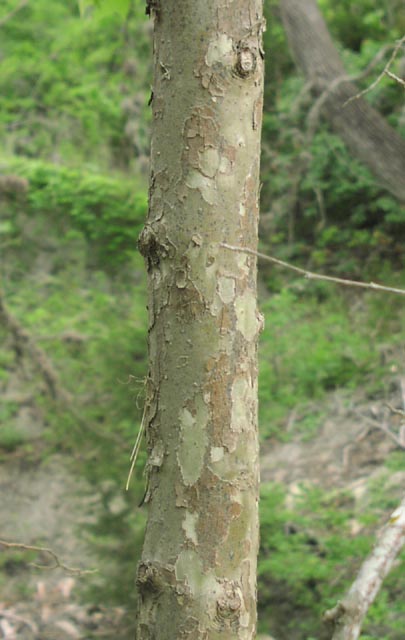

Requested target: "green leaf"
[{"left": 98, "top": 0, "right": 131, "bottom": 18}]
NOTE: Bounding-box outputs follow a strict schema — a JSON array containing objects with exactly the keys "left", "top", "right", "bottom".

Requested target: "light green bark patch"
[
  {"left": 209, "top": 452, "right": 237, "bottom": 481},
  {"left": 222, "top": 122, "right": 246, "bottom": 148},
  {"left": 236, "top": 253, "right": 250, "bottom": 275},
  {"left": 206, "top": 33, "right": 234, "bottom": 67},
  {"left": 219, "top": 155, "right": 232, "bottom": 174},
  {"left": 186, "top": 170, "right": 217, "bottom": 205},
  {"left": 217, "top": 276, "right": 236, "bottom": 304},
  {"left": 175, "top": 549, "right": 204, "bottom": 594},
  {"left": 149, "top": 439, "right": 165, "bottom": 468},
  {"left": 231, "top": 377, "right": 250, "bottom": 432},
  {"left": 235, "top": 290, "right": 257, "bottom": 341},
  {"left": 182, "top": 510, "right": 199, "bottom": 545},
  {"left": 210, "top": 446, "right": 224, "bottom": 462},
  {"left": 177, "top": 401, "right": 208, "bottom": 486},
  {"left": 199, "top": 147, "right": 220, "bottom": 178},
  {"left": 175, "top": 550, "right": 221, "bottom": 605}
]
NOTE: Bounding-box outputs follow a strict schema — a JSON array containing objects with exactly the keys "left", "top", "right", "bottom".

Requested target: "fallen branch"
[
  {"left": 323, "top": 495, "right": 405, "bottom": 640},
  {"left": 0, "top": 540, "right": 96, "bottom": 576},
  {"left": 220, "top": 243, "right": 405, "bottom": 297},
  {"left": 352, "top": 410, "right": 405, "bottom": 451},
  {"left": 0, "top": 607, "right": 38, "bottom": 634}
]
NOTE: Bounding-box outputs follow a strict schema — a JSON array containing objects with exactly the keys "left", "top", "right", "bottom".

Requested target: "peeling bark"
[
  {"left": 136, "top": 1, "right": 264, "bottom": 638},
  {"left": 280, "top": 0, "right": 405, "bottom": 203}
]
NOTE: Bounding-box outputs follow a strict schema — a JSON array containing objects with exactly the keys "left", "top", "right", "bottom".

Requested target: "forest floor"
[
  {"left": 262, "top": 384, "right": 403, "bottom": 489},
  {"left": 1, "top": 369, "right": 404, "bottom": 638}
]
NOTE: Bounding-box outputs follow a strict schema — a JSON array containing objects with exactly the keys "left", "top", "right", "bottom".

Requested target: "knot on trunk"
[
  {"left": 235, "top": 44, "right": 257, "bottom": 78},
  {"left": 216, "top": 580, "right": 242, "bottom": 628},
  {"left": 138, "top": 225, "right": 171, "bottom": 269},
  {"left": 136, "top": 560, "right": 176, "bottom": 595}
]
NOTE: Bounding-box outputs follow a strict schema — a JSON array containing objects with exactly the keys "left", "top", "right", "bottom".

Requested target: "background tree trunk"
[
  {"left": 280, "top": 0, "right": 405, "bottom": 203},
  {"left": 136, "top": 1, "right": 264, "bottom": 638}
]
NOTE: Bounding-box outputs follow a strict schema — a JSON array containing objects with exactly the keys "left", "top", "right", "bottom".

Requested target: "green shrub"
[
  {"left": 0, "top": 0, "right": 151, "bottom": 169},
  {"left": 1, "top": 158, "right": 147, "bottom": 270}
]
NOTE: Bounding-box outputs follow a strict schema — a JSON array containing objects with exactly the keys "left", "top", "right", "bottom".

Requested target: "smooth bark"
[
  {"left": 136, "top": 1, "right": 264, "bottom": 638},
  {"left": 280, "top": 0, "right": 405, "bottom": 203}
]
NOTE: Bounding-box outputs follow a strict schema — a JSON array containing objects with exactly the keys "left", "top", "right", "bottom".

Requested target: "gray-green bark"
[{"left": 136, "top": 1, "right": 264, "bottom": 638}]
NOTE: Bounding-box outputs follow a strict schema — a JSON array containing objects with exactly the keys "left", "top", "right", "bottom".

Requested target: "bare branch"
[
  {"left": 307, "top": 42, "right": 394, "bottom": 137},
  {"left": 353, "top": 410, "right": 405, "bottom": 451},
  {"left": 0, "top": 0, "right": 29, "bottom": 27},
  {"left": 0, "top": 608, "right": 38, "bottom": 634},
  {"left": 323, "top": 495, "right": 405, "bottom": 640},
  {"left": 384, "top": 69, "right": 405, "bottom": 88},
  {"left": 0, "top": 540, "right": 96, "bottom": 576},
  {"left": 344, "top": 35, "right": 405, "bottom": 106},
  {"left": 220, "top": 243, "right": 405, "bottom": 297}
]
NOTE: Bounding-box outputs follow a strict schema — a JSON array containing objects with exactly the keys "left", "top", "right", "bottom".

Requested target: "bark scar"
[{"left": 235, "top": 44, "right": 257, "bottom": 78}]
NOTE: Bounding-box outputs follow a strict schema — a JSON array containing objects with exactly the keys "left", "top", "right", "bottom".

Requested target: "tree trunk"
[
  {"left": 136, "top": 1, "right": 264, "bottom": 638},
  {"left": 280, "top": 0, "right": 405, "bottom": 204}
]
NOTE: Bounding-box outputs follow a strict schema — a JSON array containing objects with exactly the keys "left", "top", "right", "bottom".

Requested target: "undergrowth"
[
  {"left": 2, "top": 155, "right": 405, "bottom": 631},
  {"left": 258, "top": 284, "right": 405, "bottom": 441},
  {"left": 1, "top": 0, "right": 405, "bottom": 637},
  {"left": 258, "top": 482, "right": 405, "bottom": 640}
]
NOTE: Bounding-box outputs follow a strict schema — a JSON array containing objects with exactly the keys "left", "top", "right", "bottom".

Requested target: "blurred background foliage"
[{"left": 0, "top": 0, "right": 404, "bottom": 638}]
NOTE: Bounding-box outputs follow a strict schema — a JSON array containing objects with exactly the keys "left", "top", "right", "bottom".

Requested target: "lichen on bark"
[{"left": 136, "top": 1, "right": 264, "bottom": 638}]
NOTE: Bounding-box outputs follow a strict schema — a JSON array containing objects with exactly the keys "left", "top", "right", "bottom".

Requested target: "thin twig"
[
  {"left": 353, "top": 411, "right": 405, "bottom": 451},
  {"left": 126, "top": 376, "right": 156, "bottom": 491},
  {"left": 306, "top": 42, "right": 394, "bottom": 136},
  {"left": 384, "top": 402, "right": 405, "bottom": 419},
  {"left": 220, "top": 243, "right": 405, "bottom": 297},
  {"left": 343, "top": 34, "right": 405, "bottom": 106},
  {"left": 0, "top": 540, "right": 97, "bottom": 576},
  {"left": 126, "top": 405, "right": 147, "bottom": 491},
  {"left": 384, "top": 69, "right": 405, "bottom": 88},
  {"left": 0, "top": 0, "right": 29, "bottom": 27}
]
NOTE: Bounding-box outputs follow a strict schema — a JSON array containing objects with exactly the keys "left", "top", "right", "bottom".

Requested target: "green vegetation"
[
  {"left": 259, "top": 482, "right": 405, "bottom": 640},
  {"left": 260, "top": 288, "right": 378, "bottom": 440},
  {"left": 1, "top": 0, "right": 405, "bottom": 638},
  {"left": 262, "top": 0, "right": 405, "bottom": 279},
  {"left": 0, "top": 0, "right": 150, "bottom": 170},
  {"left": 1, "top": 157, "right": 147, "bottom": 269}
]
